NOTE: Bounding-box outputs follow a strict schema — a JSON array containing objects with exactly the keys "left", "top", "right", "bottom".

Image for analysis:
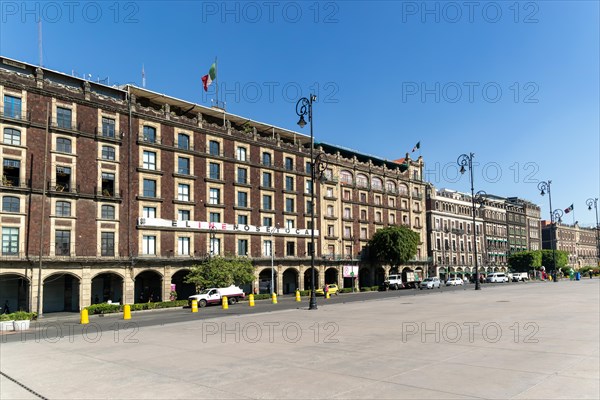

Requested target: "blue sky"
[{"left": 1, "top": 1, "right": 598, "bottom": 225}]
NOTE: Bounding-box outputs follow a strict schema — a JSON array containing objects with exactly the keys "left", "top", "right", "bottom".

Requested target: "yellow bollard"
[
  {"left": 123, "top": 304, "right": 131, "bottom": 320},
  {"left": 191, "top": 299, "right": 198, "bottom": 313},
  {"left": 326, "top": 291, "right": 330, "bottom": 299},
  {"left": 222, "top": 296, "right": 229, "bottom": 309},
  {"left": 80, "top": 308, "right": 89, "bottom": 325},
  {"left": 295, "top": 290, "right": 301, "bottom": 302},
  {"left": 249, "top": 294, "right": 255, "bottom": 307},
  {"left": 271, "top": 293, "right": 277, "bottom": 304}
]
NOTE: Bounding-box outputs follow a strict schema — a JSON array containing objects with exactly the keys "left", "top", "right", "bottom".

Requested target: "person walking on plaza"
[
  {"left": 3, "top": 300, "right": 9, "bottom": 314},
  {"left": 590, "top": 270, "right": 594, "bottom": 279}
]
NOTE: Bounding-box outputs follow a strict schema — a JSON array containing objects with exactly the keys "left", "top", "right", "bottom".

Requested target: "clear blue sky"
[{"left": 1, "top": 1, "right": 598, "bottom": 225}]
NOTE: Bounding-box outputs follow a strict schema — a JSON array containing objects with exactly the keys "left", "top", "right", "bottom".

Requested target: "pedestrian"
[
  {"left": 3, "top": 300, "right": 9, "bottom": 314},
  {"left": 324, "top": 284, "right": 329, "bottom": 297},
  {"left": 590, "top": 270, "right": 593, "bottom": 279}
]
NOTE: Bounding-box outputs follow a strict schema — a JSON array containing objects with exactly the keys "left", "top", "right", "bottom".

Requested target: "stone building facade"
[{"left": 0, "top": 57, "right": 425, "bottom": 313}]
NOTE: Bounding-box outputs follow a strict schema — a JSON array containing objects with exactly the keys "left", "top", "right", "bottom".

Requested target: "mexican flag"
[
  {"left": 202, "top": 63, "right": 216, "bottom": 91},
  {"left": 412, "top": 141, "right": 421, "bottom": 152},
  {"left": 564, "top": 204, "right": 574, "bottom": 214}
]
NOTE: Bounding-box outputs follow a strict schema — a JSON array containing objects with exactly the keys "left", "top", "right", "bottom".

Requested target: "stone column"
[
  {"left": 276, "top": 264, "right": 284, "bottom": 295},
  {"left": 81, "top": 267, "right": 91, "bottom": 309},
  {"left": 298, "top": 265, "right": 305, "bottom": 291},
  {"left": 318, "top": 265, "right": 325, "bottom": 289},
  {"left": 253, "top": 269, "right": 260, "bottom": 294},
  {"left": 163, "top": 265, "right": 172, "bottom": 302},
  {"left": 124, "top": 267, "right": 135, "bottom": 305}
]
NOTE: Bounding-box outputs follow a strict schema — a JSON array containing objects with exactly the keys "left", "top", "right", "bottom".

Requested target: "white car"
[
  {"left": 419, "top": 277, "right": 441, "bottom": 289},
  {"left": 446, "top": 277, "right": 464, "bottom": 286},
  {"left": 486, "top": 273, "right": 509, "bottom": 283}
]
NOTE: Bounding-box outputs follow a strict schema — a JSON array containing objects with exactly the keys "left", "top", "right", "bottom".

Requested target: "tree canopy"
[
  {"left": 540, "top": 249, "right": 569, "bottom": 269},
  {"left": 508, "top": 249, "right": 568, "bottom": 271},
  {"left": 368, "top": 226, "right": 420, "bottom": 266},
  {"left": 184, "top": 256, "right": 254, "bottom": 292},
  {"left": 508, "top": 251, "right": 542, "bottom": 272}
]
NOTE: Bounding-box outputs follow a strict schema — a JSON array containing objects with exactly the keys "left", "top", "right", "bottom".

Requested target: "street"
[{"left": 1, "top": 279, "right": 598, "bottom": 399}]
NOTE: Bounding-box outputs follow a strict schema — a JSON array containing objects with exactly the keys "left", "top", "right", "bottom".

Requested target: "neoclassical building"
[
  {"left": 426, "top": 188, "right": 542, "bottom": 279},
  {"left": 541, "top": 221, "right": 598, "bottom": 268},
  {"left": 0, "top": 56, "right": 426, "bottom": 314}
]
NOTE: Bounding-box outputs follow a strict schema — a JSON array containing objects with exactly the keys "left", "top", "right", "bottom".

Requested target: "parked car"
[
  {"left": 419, "top": 277, "right": 441, "bottom": 289},
  {"left": 486, "top": 273, "right": 509, "bottom": 283},
  {"left": 446, "top": 277, "right": 464, "bottom": 286},
  {"left": 315, "top": 284, "right": 339, "bottom": 296}
]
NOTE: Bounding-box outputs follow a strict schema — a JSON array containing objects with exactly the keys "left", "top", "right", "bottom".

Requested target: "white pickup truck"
[
  {"left": 188, "top": 285, "right": 245, "bottom": 307},
  {"left": 511, "top": 272, "right": 529, "bottom": 282}
]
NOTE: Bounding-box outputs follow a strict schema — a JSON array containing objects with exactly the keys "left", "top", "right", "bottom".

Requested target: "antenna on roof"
[
  {"left": 142, "top": 64, "right": 146, "bottom": 88},
  {"left": 37, "top": 20, "right": 43, "bottom": 67}
]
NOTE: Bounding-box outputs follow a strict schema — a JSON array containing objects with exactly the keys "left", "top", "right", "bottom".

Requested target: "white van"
[{"left": 486, "top": 273, "right": 509, "bottom": 283}]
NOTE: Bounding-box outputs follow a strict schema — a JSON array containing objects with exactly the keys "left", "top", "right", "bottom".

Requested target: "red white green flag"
[
  {"left": 564, "top": 204, "right": 574, "bottom": 214},
  {"left": 201, "top": 63, "right": 216, "bottom": 91}
]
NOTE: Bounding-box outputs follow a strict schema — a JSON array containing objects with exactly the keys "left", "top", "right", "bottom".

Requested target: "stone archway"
[
  {"left": 358, "top": 268, "right": 370, "bottom": 288},
  {"left": 304, "top": 268, "right": 319, "bottom": 291},
  {"left": 91, "top": 272, "right": 124, "bottom": 304},
  {"left": 374, "top": 266, "right": 385, "bottom": 286},
  {"left": 43, "top": 273, "right": 80, "bottom": 313},
  {"left": 135, "top": 270, "right": 163, "bottom": 303},
  {"left": 282, "top": 268, "right": 298, "bottom": 294},
  {"left": 324, "top": 268, "right": 338, "bottom": 286},
  {"left": 0, "top": 274, "right": 30, "bottom": 312},
  {"left": 259, "top": 268, "right": 277, "bottom": 294},
  {"left": 171, "top": 269, "right": 196, "bottom": 300}
]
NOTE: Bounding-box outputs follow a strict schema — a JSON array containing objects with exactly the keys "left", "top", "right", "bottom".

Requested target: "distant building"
[
  {"left": 541, "top": 221, "right": 598, "bottom": 268},
  {"left": 426, "top": 188, "right": 542, "bottom": 279}
]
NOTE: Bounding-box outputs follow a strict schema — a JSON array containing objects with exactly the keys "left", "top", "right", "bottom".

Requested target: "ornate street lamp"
[
  {"left": 296, "top": 95, "right": 327, "bottom": 310},
  {"left": 457, "top": 153, "right": 482, "bottom": 290},
  {"left": 538, "top": 180, "right": 560, "bottom": 282},
  {"left": 586, "top": 198, "right": 600, "bottom": 266}
]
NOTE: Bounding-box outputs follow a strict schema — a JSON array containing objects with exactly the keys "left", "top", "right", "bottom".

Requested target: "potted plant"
[
  {"left": 11, "top": 311, "right": 36, "bottom": 331},
  {"left": 55, "top": 184, "right": 64, "bottom": 192},
  {"left": 1, "top": 175, "right": 12, "bottom": 187},
  {"left": 0, "top": 313, "right": 14, "bottom": 332}
]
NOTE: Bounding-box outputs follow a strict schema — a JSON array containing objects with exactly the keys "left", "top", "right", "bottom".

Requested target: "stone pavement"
[{"left": 1, "top": 280, "right": 598, "bottom": 399}]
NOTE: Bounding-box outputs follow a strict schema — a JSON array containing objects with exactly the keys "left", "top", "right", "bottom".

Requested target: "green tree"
[
  {"left": 508, "top": 251, "right": 542, "bottom": 272},
  {"left": 540, "top": 249, "right": 569, "bottom": 270},
  {"left": 184, "top": 256, "right": 254, "bottom": 292},
  {"left": 368, "top": 226, "right": 420, "bottom": 267}
]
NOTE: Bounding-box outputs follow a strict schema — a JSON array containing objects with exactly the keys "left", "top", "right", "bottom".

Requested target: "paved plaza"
[{"left": 1, "top": 280, "right": 598, "bottom": 399}]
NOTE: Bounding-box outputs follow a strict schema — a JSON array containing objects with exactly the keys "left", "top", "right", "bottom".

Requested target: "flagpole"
[{"left": 215, "top": 56, "right": 219, "bottom": 108}]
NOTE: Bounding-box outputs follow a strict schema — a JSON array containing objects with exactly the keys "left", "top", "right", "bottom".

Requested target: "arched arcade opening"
[
  {"left": 171, "top": 269, "right": 196, "bottom": 300},
  {"left": 135, "top": 270, "right": 163, "bottom": 303},
  {"left": 43, "top": 273, "right": 80, "bottom": 313},
  {"left": 91, "top": 272, "right": 123, "bottom": 304},
  {"left": 0, "top": 274, "right": 30, "bottom": 312},
  {"left": 282, "top": 268, "right": 298, "bottom": 294}
]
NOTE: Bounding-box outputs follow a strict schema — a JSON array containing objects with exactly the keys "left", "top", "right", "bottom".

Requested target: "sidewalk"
[{"left": 1, "top": 280, "right": 598, "bottom": 399}]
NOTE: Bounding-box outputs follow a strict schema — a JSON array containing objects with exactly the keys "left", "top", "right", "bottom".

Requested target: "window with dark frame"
[
  {"left": 3, "top": 128, "right": 20, "bottom": 145},
  {"left": 101, "top": 232, "right": 115, "bottom": 256},
  {"left": 56, "top": 107, "right": 72, "bottom": 129},
  {"left": 102, "top": 117, "right": 115, "bottom": 138},
  {"left": 56, "top": 201, "right": 71, "bottom": 217},
  {"left": 2, "top": 196, "right": 19, "bottom": 213}
]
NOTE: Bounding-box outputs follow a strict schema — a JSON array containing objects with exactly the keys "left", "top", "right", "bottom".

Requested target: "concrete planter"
[
  {"left": 0, "top": 320, "right": 15, "bottom": 332},
  {"left": 12, "top": 320, "right": 30, "bottom": 331}
]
